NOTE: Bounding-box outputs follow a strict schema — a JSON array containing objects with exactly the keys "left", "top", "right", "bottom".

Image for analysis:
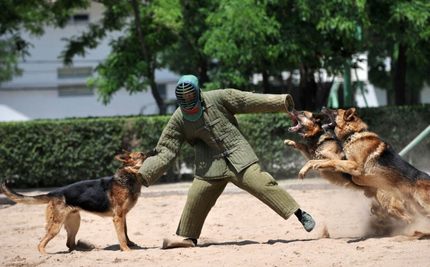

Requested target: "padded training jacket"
[{"left": 138, "top": 89, "right": 293, "bottom": 186}]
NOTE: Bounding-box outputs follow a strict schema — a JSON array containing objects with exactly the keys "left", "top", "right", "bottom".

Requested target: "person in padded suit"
[{"left": 137, "top": 75, "right": 315, "bottom": 248}]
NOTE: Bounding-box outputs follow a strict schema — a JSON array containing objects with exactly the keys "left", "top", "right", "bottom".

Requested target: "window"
[
  {"left": 69, "top": 13, "right": 90, "bottom": 25},
  {"left": 57, "top": 66, "right": 92, "bottom": 79},
  {"left": 58, "top": 84, "right": 93, "bottom": 97}
]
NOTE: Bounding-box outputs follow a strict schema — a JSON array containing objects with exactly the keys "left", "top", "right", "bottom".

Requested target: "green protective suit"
[{"left": 138, "top": 88, "right": 300, "bottom": 238}]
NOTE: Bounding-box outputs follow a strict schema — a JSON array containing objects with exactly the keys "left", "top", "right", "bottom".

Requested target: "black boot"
[{"left": 295, "top": 209, "right": 315, "bottom": 232}]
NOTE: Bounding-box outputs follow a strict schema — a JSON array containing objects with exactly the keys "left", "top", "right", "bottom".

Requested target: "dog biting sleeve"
[
  {"left": 221, "top": 89, "right": 294, "bottom": 114},
  {"left": 138, "top": 112, "right": 185, "bottom": 187}
]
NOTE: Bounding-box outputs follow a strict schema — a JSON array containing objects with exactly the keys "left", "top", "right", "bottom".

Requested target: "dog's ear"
[
  {"left": 312, "top": 112, "right": 326, "bottom": 122},
  {"left": 312, "top": 114, "right": 321, "bottom": 124},
  {"left": 344, "top": 107, "right": 357, "bottom": 121}
]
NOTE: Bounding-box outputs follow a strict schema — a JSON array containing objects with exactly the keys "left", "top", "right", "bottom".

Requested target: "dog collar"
[{"left": 342, "top": 129, "right": 369, "bottom": 145}]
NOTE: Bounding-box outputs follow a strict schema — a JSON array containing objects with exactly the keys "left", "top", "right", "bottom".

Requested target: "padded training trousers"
[{"left": 176, "top": 163, "right": 300, "bottom": 239}]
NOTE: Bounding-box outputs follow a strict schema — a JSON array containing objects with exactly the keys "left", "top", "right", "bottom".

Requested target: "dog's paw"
[
  {"left": 120, "top": 245, "right": 131, "bottom": 252},
  {"left": 284, "top": 139, "right": 296, "bottom": 147},
  {"left": 298, "top": 162, "right": 313, "bottom": 179},
  {"left": 298, "top": 169, "right": 307, "bottom": 179},
  {"left": 298, "top": 171, "right": 306, "bottom": 179}
]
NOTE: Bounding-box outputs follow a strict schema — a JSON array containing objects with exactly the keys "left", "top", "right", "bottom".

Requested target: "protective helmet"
[{"left": 175, "top": 75, "right": 203, "bottom": 121}]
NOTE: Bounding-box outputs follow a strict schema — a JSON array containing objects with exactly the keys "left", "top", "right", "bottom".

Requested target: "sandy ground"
[{"left": 1, "top": 178, "right": 430, "bottom": 267}]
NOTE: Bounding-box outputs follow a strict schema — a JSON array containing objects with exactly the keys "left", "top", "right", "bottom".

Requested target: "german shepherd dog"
[
  {"left": 285, "top": 109, "right": 364, "bottom": 190},
  {"left": 1, "top": 150, "right": 154, "bottom": 254},
  {"left": 298, "top": 108, "right": 430, "bottom": 222},
  {"left": 285, "top": 109, "right": 416, "bottom": 227}
]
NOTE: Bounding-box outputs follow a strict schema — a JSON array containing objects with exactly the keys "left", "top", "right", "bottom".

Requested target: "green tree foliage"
[
  {"left": 0, "top": 38, "right": 23, "bottom": 82},
  {"left": 367, "top": 0, "right": 430, "bottom": 105},
  {"left": 203, "top": 0, "right": 367, "bottom": 109},
  {"left": 61, "top": 0, "right": 181, "bottom": 114},
  {"left": 160, "top": 0, "right": 216, "bottom": 86},
  {"left": 203, "top": 0, "right": 281, "bottom": 90},
  {"left": 2, "top": 0, "right": 429, "bottom": 109},
  {"left": 61, "top": 0, "right": 371, "bottom": 110}
]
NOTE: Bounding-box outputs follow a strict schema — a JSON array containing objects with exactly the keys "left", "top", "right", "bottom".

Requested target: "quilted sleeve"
[
  {"left": 221, "top": 89, "right": 294, "bottom": 114},
  {"left": 138, "top": 111, "right": 185, "bottom": 186}
]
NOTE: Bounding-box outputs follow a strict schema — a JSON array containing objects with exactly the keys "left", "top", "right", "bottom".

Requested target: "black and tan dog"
[
  {"left": 1, "top": 150, "right": 154, "bottom": 254},
  {"left": 285, "top": 109, "right": 364, "bottom": 189},
  {"left": 298, "top": 108, "right": 430, "bottom": 221},
  {"left": 285, "top": 109, "right": 416, "bottom": 226}
]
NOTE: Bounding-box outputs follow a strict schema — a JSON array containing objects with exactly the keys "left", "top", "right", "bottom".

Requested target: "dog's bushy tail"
[{"left": 1, "top": 182, "right": 51, "bottom": 204}]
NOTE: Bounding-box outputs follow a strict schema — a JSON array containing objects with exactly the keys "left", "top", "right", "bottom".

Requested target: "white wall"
[{"left": 0, "top": 86, "right": 178, "bottom": 120}]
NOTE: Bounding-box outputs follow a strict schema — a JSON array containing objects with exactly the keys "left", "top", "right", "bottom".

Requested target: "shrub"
[{"left": 0, "top": 105, "right": 429, "bottom": 187}]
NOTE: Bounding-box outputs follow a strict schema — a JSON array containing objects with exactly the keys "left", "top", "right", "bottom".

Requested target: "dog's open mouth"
[
  {"left": 288, "top": 120, "right": 303, "bottom": 133},
  {"left": 320, "top": 107, "right": 337, "bottom": 131},
  {"left": 287, "top": 111, "right": 303, "bottom": 133}
]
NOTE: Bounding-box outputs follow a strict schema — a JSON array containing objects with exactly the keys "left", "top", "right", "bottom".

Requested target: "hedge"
[{"left": 1, "top": 105, "right": 429, "bottom": 188}]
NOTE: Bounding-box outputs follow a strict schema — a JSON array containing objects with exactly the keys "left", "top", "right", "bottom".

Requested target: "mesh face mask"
[
  {"left": 175, "top": 82, "right": 199, "bottom": 110},
  {"left": 175, "top": 75, "right": 203, "bottom": 121}
]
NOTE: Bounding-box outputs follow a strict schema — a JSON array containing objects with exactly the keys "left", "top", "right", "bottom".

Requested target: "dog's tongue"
[{"left": 288, "top": 123, "right": 302, "bottom": 133}]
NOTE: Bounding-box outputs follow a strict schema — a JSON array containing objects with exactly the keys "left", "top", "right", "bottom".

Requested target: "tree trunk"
[
  {"left": 315, "top": 80, "right": 333, "bottom": 109},
  {"left": 130, "top": 0, "right": 165, "bottom": 114},
  {"left": 393, "top": 43, "right": 407, "bottom": 105},
  {"left": 197, "top": 57, "right": 209, "bottom": 87},
  {"left": 262, "top": 70, "right": 270, "bottom": 93},
  {"left": 298, "top": 65, "right": 317, "bottom": 110},
  {"left": 148, "top": 68, "right": 166, "bottom": 114}
]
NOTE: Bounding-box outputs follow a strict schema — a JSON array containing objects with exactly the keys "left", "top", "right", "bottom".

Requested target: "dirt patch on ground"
[{"left": 1, "top": 178, "right": 429, "bottom": 267}]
